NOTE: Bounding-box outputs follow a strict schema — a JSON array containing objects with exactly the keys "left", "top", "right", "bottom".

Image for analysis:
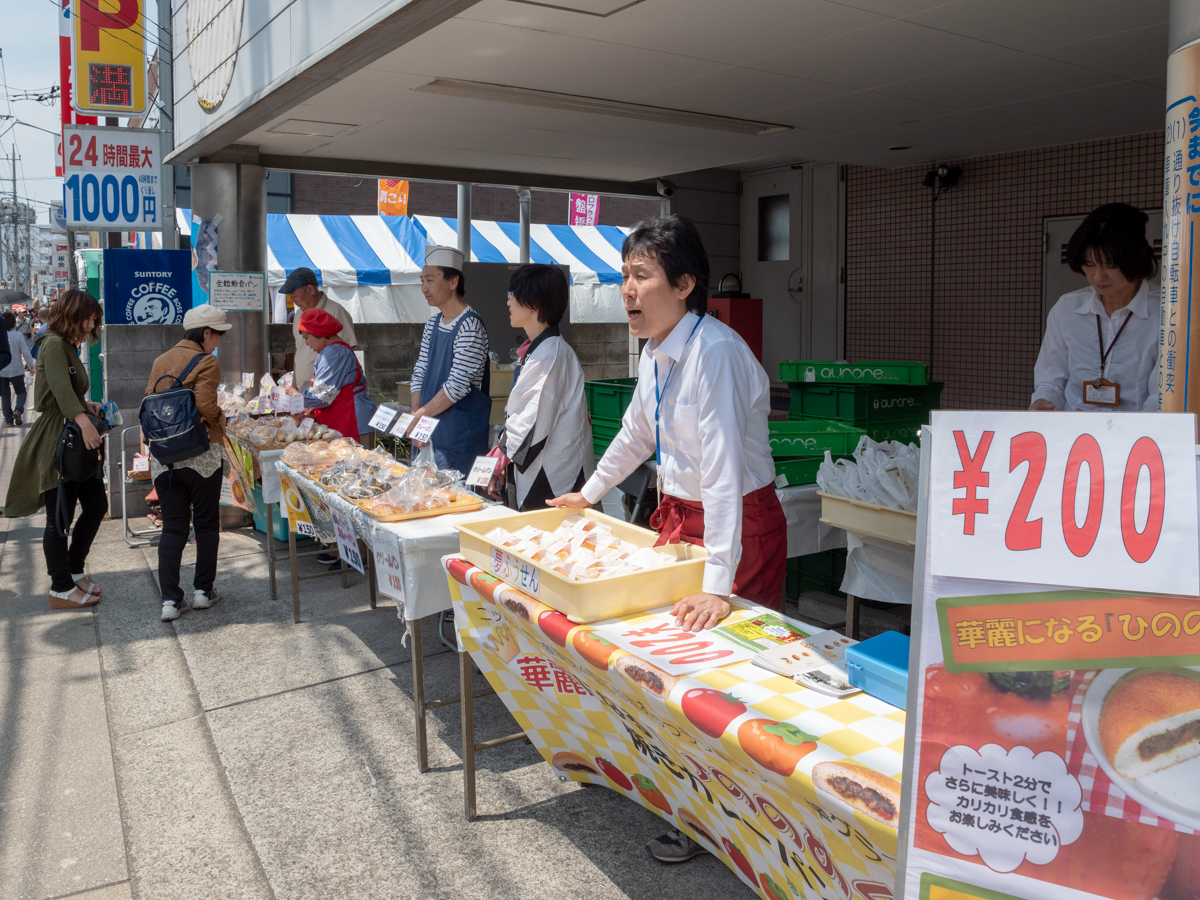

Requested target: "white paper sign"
[
  {"left": 241, "top": 372, "right": 255, "bottom": 390},
  {"left": 467, "top": 455, "right": 500, "bottom": 488},
  {"left": 371, "top": 527, "right": 405, "bottom": 602},
  {"left": 410, "top": 416, "right": 440, "bottom": 443},
  {"left": 132, "top": 455, "right": 149, "bottom": 472},
  {"left": 589, "top": 610, "right": 757, "bottom": 675},
  {"left": 331, "top": 508, "right": 365, "bottom": 574},
  {"left": 62, "top": 125, "right": 160, "bottom": 229},
  {"left": 369, "top": 406, "right": 398, "bottom": 432},
  {"left": 929, "top": 411, "right": 1199, "bottom": 594},
  {"left": 209, "top": 271, "right": 266, "bottom": 312},
  {"left": 490, "top": 547, "right": 540, "bottom": 597},
  {"left": 389, "top": 413, "right": 415, "bottom": 438}
]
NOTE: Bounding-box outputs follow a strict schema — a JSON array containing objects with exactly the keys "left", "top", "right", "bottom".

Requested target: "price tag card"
[
  {"left": 590, "top": 610, "right": 757, "bottom": 675},
  {"left": 371, "top": 527, "right": 405, "bottom": 602},
  {"left": 389, "top": 413, "right": 415, "bottom": 438},
  {"left": 331, "top": 508, "right": 365, "bottom": 574},
  {"left": 467, "top": 455, "right": 500, "bottom": 488},
  {"left": 241, "top": 372, "right": 255, "bottom": 390},
  {"left": 410, "top": 416, "right": 440, "bottom": 443},
  {"left": 490, "top": 547, "right": 541, "bottom": 597},
  {"left": 929, "top": 410, "right": 1199, "bottom": 594},
  {"left": 132, "top": 455, "right": 150, "bottom": 473},
  {"left": 369, "top": 406, "right": 398, "bottom": 432}
]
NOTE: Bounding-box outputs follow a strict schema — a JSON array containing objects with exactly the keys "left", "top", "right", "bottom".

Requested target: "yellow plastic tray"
[
  {"left": 818, "top": 491, "right": 917, "bottom": 546},
  {"left": 456, "top": 508, "right": 706, "bottom": 623}
]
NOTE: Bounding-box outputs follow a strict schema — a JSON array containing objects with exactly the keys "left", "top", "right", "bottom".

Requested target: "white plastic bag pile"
[{"left": 816, "top": 436, "right": 920, "bottom": 512}]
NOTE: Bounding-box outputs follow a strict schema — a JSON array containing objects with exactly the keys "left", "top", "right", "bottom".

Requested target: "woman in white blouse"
[
  {"left": 1032, "top": 204, "right": 1159, "bottom": 411},
  {"left": 491, "top": 265, "right": 593, "bottom": 510}
]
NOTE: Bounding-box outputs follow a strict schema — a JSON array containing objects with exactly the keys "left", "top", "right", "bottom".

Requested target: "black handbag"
[{"left": 53, "top": 360, "right": 109, "bottom": 536}]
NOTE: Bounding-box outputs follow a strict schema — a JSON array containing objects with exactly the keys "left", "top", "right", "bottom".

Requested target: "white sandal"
[
  {"left": 49, "top": 587, "right": 100, "bottom": 609},
  {"left": 72, "top": 573, "right": 101, "bottom": 596}
]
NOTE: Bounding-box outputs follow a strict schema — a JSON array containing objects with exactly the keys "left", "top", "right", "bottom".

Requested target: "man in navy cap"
[{"left": 282, "top": 266, "right": 358, "bottom": 390}]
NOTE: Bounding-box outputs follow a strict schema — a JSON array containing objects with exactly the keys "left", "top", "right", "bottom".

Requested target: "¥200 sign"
[{"left": 929, "top": 411, "right": 1199, "bottom": 595}]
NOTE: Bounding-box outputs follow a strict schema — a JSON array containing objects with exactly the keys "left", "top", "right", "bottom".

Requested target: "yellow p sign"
[{"left": 73, "top": 0, "right": 147, "bottom": 114}]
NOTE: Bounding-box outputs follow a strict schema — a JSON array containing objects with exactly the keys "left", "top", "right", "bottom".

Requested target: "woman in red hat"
[{"left": 298, "top": 307, "right": 377, "bottom": 442}]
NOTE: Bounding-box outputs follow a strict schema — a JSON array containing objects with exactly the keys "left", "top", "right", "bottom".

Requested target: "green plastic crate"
[
  {"left": 584, "top": 378, "right": 638, "bottom": 421},
  {"left": 779, "top": 360, "right": 928, "bottom": 385},
  {"left": 785, "top": 552, "right": 847, "bottom": 600},
  {"left": 787, "top": 382, "right": 943, "bottom": 423},
  {"left": 768, "top": 421, "right": 865, "bottom": 459},
  {"left": 592, "top": 417, "right": 622, "bottom": 455},
  {"left": 864, "top": 417, "right": 926, "bottom": 445}
]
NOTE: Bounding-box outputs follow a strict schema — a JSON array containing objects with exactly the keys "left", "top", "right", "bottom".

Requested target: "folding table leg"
[
  {"left": 288, "top": 523, "right": 301, "bottom": 624},
  {"left": 412, "top": 617, "right": 429, "bottom": 773},
  {"left": 461, "top": 646, "right": 477, "bottom": 822},
  {"left": 265, "top": 502, "right": 277, "bottom": 601},
  {"left": 845, "top": 594, "right": 861, "bottom": 640},
  {"left": 365, "top": 540, "right": 377, "bottom": 609}
]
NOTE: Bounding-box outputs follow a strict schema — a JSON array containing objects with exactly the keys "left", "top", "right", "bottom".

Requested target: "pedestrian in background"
[
  {"left": 145, "top": 305, "right": 232, "bottom": 622},
  {"left": 4, "top": 290, "right": 106, "bottom": 609},
  {"left": 30, "top": 308, "right": 49, "bottom": 360},
  {"left": 1, "top": 311, "right": 35, "bottom": 426}
]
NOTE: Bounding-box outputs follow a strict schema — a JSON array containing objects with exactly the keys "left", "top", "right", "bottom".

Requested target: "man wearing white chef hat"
[{"left": 407, "top": 245, "right": 492, "bottom": 473}]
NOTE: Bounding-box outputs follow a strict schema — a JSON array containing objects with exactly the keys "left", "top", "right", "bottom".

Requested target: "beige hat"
[
  {"left": 425, "top": 244, "right": 465, "bottom": 269},
  {"left": 183, "top": 304, "right": 233, "bottom": 332}
]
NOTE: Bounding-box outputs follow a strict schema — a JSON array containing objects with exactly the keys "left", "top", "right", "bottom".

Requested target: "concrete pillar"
[
  {"left": 457, "top": 183, "right": 472, "bottom": 260},
  {"left": 517, "top": 188, "right": 531, "bottom": 264},
  {"left": 191, "top": 157, "right": 267, "bottom": 384},
  {"left": 157, "top": 0, "right": 176, "bottom": 250}
]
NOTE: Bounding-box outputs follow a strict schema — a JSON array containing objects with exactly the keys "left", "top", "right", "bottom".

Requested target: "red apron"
[
  {"left": 650, "top": 483, "right": 787, "bottom": 609},
  {"left": 312, "top": 340, "right": 366, "bottom": 439}
]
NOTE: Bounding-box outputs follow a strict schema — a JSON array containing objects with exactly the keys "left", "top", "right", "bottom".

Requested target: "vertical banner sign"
[
  {"left": 377, "top": 179, "right": 409, "bottom": 216},
  {"left": 568, "top": 192, "right": 599, "bottom": 226},
  {"left": 62, "top": 125, "right": 160, "bottom": 230},
  {"left": 72, "top": 0, "right": 146, "bottom": 115},
  {"left": 900, "top": 410, "right": 1200, "bottom": 900},
  {"left": 1164, "top": 42, "right": 1200, "bottom": 418}
]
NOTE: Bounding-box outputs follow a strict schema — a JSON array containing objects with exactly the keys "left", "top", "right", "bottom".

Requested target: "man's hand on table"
[
  {"left": 546, "top": 492, "right": 591, "bottom": 509},
  {"left": 672, "top": 592, "right": 731, "bottom": 631}
]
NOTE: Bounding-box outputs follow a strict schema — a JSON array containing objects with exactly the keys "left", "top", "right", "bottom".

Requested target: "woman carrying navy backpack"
[{"left": 144, "top": 305, "right": 232, "bottom": 622}]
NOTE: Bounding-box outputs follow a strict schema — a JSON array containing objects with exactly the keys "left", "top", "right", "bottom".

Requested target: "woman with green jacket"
[{"left": 5, "top": 290, "right": 107, "bottom": 609}]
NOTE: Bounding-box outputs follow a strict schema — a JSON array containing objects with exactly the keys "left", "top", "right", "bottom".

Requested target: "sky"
[{"left": 1, "top": 0, "right": 162, "bottom": 221}]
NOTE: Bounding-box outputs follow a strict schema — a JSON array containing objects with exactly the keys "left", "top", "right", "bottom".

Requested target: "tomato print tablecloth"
[{"left": 445, "top": 557, "right": 905, "bottom": 900}]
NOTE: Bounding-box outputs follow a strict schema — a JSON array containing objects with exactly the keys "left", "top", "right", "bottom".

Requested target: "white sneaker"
[
  {"left": 192, "top": 588, "right": 219, "bottom": 610},
  {"left": 161, "top": 599, "right": 187, "bottom": 621}
]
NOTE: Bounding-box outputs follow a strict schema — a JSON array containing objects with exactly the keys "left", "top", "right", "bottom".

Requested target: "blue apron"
[{"left": 422, "top": 310, "right": 491, "bottom": 474}]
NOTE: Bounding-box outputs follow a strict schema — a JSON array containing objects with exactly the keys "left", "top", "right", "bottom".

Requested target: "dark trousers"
[
  {"left": 0, "top": 375, "right": 26, "bottom": 423},
  {"left": 155, "top": 466, "right": 223, "bottom": 602},
  {"left": 43, "top": 476, "right": 108, "bottom": 592}
]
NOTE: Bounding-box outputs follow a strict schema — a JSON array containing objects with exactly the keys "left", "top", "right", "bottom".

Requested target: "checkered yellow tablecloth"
[{"left": 446, "top": 558, "right": 904, "bottom": 900}]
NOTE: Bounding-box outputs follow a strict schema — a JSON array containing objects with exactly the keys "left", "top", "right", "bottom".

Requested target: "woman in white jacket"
[{"left": 491, "top": 265, "right": 593, "bottom": 510}]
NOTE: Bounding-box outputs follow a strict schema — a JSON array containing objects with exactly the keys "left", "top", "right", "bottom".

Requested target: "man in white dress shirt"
[{"left": 551, "top": 215, "right": 786, "bottom": 864}]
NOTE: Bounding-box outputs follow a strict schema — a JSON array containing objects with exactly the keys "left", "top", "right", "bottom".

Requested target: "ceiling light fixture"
[
  {"left": 413, "top": 78, "right": 793, "bottom": 136},
  {"left": 267, "top": 119, "right": 359, "bottom": 137}
]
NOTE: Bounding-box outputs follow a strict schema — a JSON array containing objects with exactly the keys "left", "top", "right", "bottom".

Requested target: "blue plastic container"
[{"left": 845, "top": 631, "right": 910, "bottom": 710}]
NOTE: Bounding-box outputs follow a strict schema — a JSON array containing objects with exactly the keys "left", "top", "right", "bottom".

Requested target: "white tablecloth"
[
  {"left": 777, "top": 484, "right": 847, "bottom": 558},
  {"left": 259, "top": 449, "right": 285, "bottom": 504},
  {"left": 375, "top": 506, "right": 519, "bottom": 622}
]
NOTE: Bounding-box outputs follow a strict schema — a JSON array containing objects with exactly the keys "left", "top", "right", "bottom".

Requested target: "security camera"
[{"left": 656, "top": 178, "right": 677, "bottom": 199}]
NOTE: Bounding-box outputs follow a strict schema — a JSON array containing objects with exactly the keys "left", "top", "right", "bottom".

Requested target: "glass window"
[
  {"left": 266, "top": 172, "right": 293, "bottom": 214},
  {"left": 758, "top": 193, "right": 789, "bottom": 262}
]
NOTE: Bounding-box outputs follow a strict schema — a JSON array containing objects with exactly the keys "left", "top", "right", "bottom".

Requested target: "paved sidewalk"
[{"left": 0, "top": 419, "right": 750, "bottom": 900}]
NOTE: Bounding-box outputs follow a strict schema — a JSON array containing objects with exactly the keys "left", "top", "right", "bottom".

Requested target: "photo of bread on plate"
[
  {"left": 812, "top": 761, "right": 901, "bottom": 827},
  {"left": 550, "top": 751, "right": 601, "bottom": 777},
  {"left": 1100, "top": 670, "right": 1200, "bottom": 779},
  {"left": 612, "top": 654, "right": 679, "bottom": 698}
]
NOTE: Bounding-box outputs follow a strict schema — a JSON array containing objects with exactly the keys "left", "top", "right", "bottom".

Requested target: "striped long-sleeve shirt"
[{"left": 410, "top": 308, "right": 489, "bottom": 403}]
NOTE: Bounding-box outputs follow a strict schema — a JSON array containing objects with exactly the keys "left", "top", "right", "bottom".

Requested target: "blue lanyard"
[{"left": 654, "top": 314, "right": 704, "bottom": 468}]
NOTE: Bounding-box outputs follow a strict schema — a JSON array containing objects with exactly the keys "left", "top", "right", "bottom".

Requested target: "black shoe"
[
  {"left": 13, "top": 412, "right": 21, "bottom": 426},
  {"left": 316, "top": 551, "right": 339, "bottom": 566}
]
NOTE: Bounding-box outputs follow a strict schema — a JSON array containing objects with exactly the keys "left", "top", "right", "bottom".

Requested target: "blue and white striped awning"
[{"left": 176, "top": 209, "right": 629, "bottom": 289}]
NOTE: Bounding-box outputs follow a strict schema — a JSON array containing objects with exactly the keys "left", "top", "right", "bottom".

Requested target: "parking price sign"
[{"left": 62, "top": 125, "right": 160, "bottom": 230}]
